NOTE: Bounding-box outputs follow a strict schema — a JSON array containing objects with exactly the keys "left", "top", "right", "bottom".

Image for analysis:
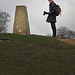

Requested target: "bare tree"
[
  {"left": 0, "top": 11, "right": 10, "bottom": 33},
  {"left": 56, "top": 26, "right": 75, "bottom": 39}
]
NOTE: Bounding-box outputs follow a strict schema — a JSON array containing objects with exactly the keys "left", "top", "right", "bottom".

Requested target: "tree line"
[
  {"left": 0, "top": 10, "right": 10, "bottom": 33},
  {"left": 56, "top": 26, "right": 75, "bottom": 39}
]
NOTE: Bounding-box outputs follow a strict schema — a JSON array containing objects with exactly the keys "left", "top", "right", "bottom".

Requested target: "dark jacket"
[{"left": 46, "top": 1, "right": 57, "bottom": 23}]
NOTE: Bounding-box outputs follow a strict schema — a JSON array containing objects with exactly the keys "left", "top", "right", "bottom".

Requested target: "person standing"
[{"left": 43, "top": 0, "right": 57, "bottom": 38}]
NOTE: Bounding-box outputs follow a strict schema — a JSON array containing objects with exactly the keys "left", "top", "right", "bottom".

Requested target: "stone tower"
[{"left": 13, "top": 5, "right": 30, "bottom": 35}]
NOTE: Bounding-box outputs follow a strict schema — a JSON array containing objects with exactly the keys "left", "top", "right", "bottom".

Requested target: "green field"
[{"left": 0, "top": 34, "right": 75, "bottom": 75}]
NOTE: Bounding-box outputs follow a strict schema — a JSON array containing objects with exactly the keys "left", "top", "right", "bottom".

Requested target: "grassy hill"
[{"left": 0, "top": 34, "right": 75, "bottom": 75}]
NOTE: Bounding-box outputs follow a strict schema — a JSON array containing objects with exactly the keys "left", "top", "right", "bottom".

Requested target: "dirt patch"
[
  {"left": 0, "top": 39, "right": 10, "bottom": 42},
  {"left": 58, "top": 39, "right": 75, "bottom": 45}
]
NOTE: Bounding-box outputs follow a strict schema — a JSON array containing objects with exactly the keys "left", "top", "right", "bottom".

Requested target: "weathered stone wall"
[{"left": 13, "top": 5, "right": 30, "bottom": 35}]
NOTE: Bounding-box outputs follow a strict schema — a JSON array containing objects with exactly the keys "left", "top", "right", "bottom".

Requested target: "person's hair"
[{"left": 48, "top": 0, "right": 53, "bottom": 1}]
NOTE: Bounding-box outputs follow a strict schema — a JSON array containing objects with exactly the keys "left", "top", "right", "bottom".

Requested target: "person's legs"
[{"left": 50, "top": 22, "right": 56, "bottom": 38}]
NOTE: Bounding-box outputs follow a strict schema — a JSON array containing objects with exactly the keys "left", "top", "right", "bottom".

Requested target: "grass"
[{"left": 0, "top": 33, "right": 75, "bottom": 75}]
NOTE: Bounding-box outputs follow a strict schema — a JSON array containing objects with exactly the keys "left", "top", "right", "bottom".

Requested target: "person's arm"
[{"left": 48, "top": 3, "right": 57, "bottom": 15}]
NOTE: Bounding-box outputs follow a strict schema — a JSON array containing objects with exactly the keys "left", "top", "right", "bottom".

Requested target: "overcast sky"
[{"left": 0, "top": 0, "right": 75, "bottom": 36}]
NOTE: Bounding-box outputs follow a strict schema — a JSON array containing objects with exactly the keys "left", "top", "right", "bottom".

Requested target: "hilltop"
[{"left": 0, "top": 34, "right": 75, "bottom": 75}]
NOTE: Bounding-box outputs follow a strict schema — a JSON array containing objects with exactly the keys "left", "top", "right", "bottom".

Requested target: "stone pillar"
[{"left": 13, "top": 5, "right": 30, "bottom": 35}]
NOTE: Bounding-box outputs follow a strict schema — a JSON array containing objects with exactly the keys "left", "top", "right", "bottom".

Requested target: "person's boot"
[{"left": 52, "top": 35, "right": 56, "bottom": 38}]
